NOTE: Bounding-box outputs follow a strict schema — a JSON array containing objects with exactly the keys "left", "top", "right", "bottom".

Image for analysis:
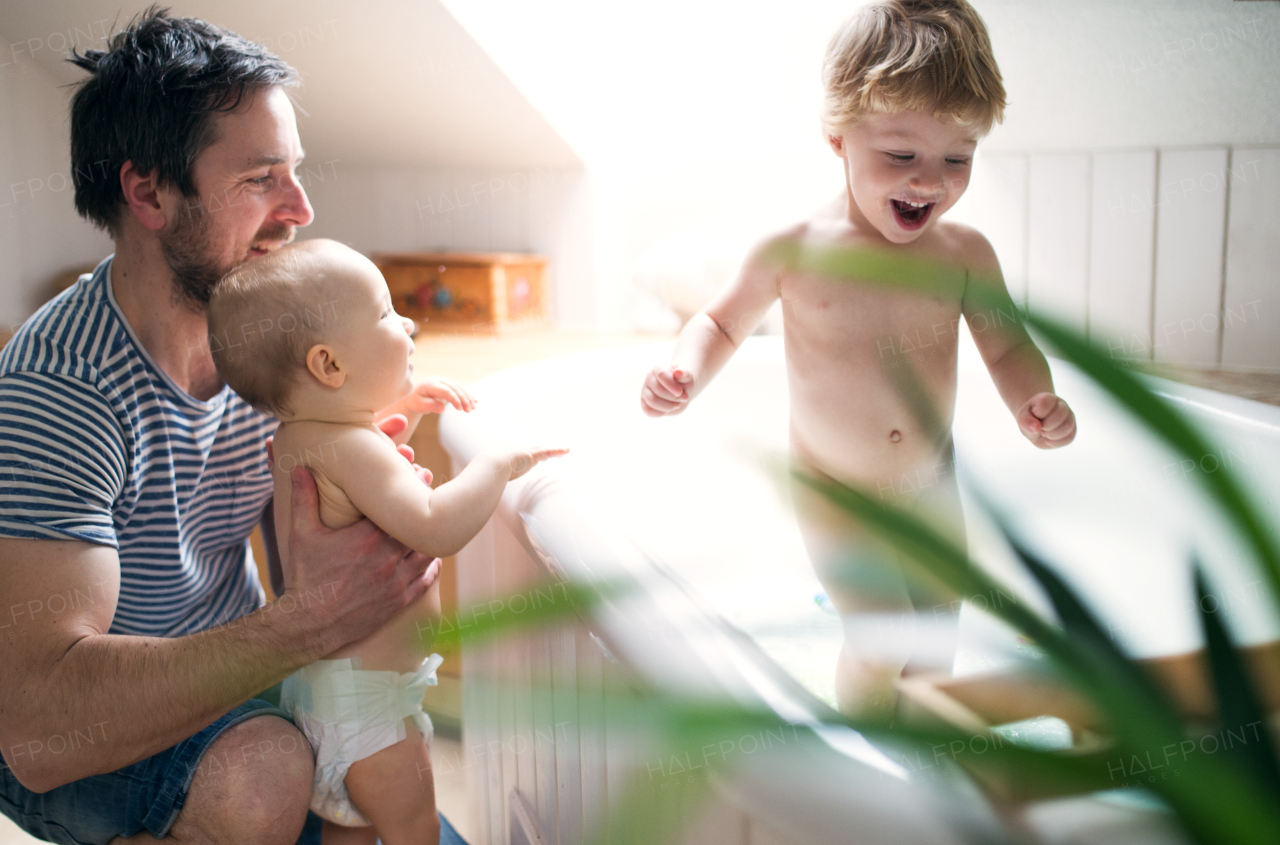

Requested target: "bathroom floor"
[{"left": 0, "top": 735, "right": 480, "bottom": 844}]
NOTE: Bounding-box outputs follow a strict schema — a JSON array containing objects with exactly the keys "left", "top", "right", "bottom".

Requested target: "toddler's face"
[
  {"left": 830, "top": 110, "right": 977, "bottom": 245},
  {"left": 329, "top": 261, "right": 418, "bottom": 410}
]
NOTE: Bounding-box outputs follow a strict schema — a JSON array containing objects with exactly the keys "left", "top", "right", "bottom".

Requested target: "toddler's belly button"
[{"left": 889, "top": 429, "right": 902, "bottom": 443}]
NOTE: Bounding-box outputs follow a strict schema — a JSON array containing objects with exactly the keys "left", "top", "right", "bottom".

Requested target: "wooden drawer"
[{"left": 374, "top": 252, "right": 549, "bottom": 333}]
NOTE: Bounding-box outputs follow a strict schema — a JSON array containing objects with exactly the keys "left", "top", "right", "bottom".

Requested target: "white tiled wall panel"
[
  {"left": 1027, "top": 154, "right": 1091, "bottom": 329},
  {"left": 1221, "top": 148, "right": 1280, "bottom": 373},
  {"left": 1087, "top": 151, "right": 1157, "bottom": 360},
  {"left": 954, "top": 153, "right": 1029, "bottom": 304},
  {"left": 957, "top": 144, "right": 1277, "bottom": 373},
  {"left": 1152, "top": 148, "right": 1229, "bottom": 367}
]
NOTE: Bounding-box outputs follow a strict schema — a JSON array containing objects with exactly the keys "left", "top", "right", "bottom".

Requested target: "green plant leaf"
[
  {"left": 1195, "top": 565, "right": 1280, "bottom": 794},
  {"left": 1007, "top": 540, "right": 1179, "bottom": 729},
  {"left": 411, "top": 578, "right": 628, "bottom": 654},
  {"left": 790, "top": 466, "right": 1280, "bottom": 844}
]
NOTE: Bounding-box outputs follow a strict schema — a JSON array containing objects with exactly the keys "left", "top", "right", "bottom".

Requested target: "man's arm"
[{"left": 0, "top": 469, "right": 439, "bottom": 793}]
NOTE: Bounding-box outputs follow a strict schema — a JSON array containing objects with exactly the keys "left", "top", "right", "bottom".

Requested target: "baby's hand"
[
  {"left": 405, "top": 376, "right": 477, "bottom": 414},
  {"left": 506, "top": 447, "right": 570, "bottom": 480},
  {"left": 641, "top": 364, "right": 695, "bottom": 417},
  {"left": 1016, "top": 392, "right": 1077, "bottom": 449}
]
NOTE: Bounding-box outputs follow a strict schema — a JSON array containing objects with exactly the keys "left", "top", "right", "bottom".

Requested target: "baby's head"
[
  {"left": 209, "top": 239, "right": 417, "bottom": 418},
  {"left": 822, "top": 1, "right": 1006, "bottom": 242}
]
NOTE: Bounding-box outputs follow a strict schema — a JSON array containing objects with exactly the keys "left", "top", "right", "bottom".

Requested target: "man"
[{"left": 0, "top": 10, "right": 462, "bottom": 844}]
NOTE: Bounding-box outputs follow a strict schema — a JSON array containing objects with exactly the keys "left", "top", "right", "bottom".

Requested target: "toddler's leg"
[
  {"left": 901, "top": 472, "right": 966, "bottom": 678},
  {"left": 793, "top": 483, "right": 910, "bottom": 721},
  {"left": 343, "top": 718, "right": 441, "bottom": 845},
  {"left": 790, "top": 470, "right": 966, "bottom": 721}
]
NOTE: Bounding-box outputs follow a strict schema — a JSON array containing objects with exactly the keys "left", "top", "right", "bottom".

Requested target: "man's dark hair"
[{"left": 69, "top": 6, "right": 298, "bottom": 234}]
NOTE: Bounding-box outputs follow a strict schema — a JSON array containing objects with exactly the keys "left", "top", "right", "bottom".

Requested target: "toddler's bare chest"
[{"left": 778, "top": 272, "right": 963, "bottom": 352}]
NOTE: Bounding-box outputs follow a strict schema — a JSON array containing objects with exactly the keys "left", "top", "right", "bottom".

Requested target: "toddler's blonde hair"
[
  {"left": 822, "top": 0, "right": 1006, "bottom": 136},
  {"left": 208, "top": 239, "right": 361, "bottom": 416}
]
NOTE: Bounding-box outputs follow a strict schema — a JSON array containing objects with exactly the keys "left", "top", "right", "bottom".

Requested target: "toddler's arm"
[
  {"left": 334, "top": 428, "right": 566, "bottom": 558},
  {"left": 642, "top": 238, "right": 783, "bottom": 416},
  {"left": 960, "top": 230, "right": 1076, "bottom": 449}
]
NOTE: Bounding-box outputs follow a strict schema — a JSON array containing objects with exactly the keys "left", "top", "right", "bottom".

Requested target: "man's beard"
[{"left": 160, "top": 204, "right": 293, "bottom": 311}]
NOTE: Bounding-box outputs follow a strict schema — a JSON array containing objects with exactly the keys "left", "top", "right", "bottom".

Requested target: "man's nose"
[{"left": 273, "top": 170, "right": 315, "bottom": 228}]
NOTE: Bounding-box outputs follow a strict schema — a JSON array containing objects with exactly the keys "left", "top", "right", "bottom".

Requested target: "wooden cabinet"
[{"left": 373, "top": 251, "right": 549, "bottom": 333}]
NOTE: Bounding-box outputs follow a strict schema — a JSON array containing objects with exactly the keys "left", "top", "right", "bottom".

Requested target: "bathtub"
[{"left": 440, "top": 333, "right": 1280, "bottom": 845}]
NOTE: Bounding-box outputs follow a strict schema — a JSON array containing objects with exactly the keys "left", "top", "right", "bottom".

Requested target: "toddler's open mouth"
[{"left": 891, "top": 199, "right": 934, "bottom": 231}]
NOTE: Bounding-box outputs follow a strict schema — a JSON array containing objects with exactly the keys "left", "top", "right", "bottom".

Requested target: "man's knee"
[{"left": 178, "top": 715, "right": 313, "bottom": 844}]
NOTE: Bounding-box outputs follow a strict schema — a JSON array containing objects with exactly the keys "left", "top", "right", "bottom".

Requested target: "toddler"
[
  {"left": 210, "top": 239, "right": 564, "bottom": 844},
  {"left": 641, "top": 0, "right": 1076, "bottom": 720}
]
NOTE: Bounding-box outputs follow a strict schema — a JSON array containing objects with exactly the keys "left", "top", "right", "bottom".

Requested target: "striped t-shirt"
[{"left": 0, "top": 256, "right": 276, "bottom": 637}]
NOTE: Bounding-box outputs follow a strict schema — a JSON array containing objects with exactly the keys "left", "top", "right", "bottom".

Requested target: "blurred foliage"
[{"left": 437, "top": 242, "right": 1280, "bottom": 844}]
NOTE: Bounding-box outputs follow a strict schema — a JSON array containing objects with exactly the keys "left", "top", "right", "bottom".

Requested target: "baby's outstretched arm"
[
  {"left": 334, "top": 428, "right": 566, "bottom": 558},
  {"left": 642, "top": 238, "right": 783, "bottom": 417},
  {"left": 376, "top": 376, "right": 478, "bottom": 446},
  {"left": 960, "top": 230, "right": 1076, "bottom": 449}
]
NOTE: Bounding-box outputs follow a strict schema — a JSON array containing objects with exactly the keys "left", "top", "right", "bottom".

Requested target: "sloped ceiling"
[{"left": 0, "top": 0, "right": 582, "bottom": 170}]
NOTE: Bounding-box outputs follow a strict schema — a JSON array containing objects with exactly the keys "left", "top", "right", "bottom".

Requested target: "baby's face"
[
  {"left": 831, "top": 110, "right": 977, "bottom": 245},
  {"left": 328, "top": 260, "right": 418, "bottom": 411}
]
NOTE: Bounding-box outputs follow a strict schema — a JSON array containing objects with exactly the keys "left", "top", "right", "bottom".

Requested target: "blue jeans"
[{"left": 0, "top": 698, "right": 468, "bottom": 845}]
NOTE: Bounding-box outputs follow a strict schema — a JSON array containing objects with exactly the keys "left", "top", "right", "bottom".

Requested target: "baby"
[
  {"left": 210, "top": 239, "right": 564, "bottom": 844},
  {"left": 641, "top": 0, "right": 1076, "bottom": 720}
]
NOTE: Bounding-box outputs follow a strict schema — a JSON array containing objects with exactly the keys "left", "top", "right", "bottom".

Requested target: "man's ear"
[
  {"left": 826, "top": 133, "right": 846, "bottom": 157},
  {"left": 306, "top": 344, "right": 346, "bottom": 388},
  {"left": 118, "top": 161, "right": 171, "bottom": 232}
]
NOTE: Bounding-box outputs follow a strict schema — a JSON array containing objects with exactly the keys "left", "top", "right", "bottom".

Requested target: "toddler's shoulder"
[
  {"left": 741, "top": 220, "right": 821, "bottom": 273},
  {"left": 932, "top": 220, "right": 1001, "bottom": 276}
]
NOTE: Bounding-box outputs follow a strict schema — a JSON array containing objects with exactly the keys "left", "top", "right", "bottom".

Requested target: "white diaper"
[{"left": 280, "top": 654, "right": 444, "bottom": 827}]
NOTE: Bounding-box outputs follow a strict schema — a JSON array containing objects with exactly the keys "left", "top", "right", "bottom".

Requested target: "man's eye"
[{"left": 250, "top": 176, "right": 272, "bottom": 186}]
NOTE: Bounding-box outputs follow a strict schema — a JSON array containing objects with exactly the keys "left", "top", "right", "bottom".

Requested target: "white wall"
[
  {"left": 2, "top": 1, "right": 1278, "bottom": 344},
  {"left": 443, "top": 0, "right": 1280, "bottom": 347},
  {"left": 978, "top": 1, "right": 1280, "bottom": 153},
  {"left": 302, "top": 163, "right": 594, "bottom": 327},
  {"left": 0, "top": 25, "right": 113, "bottom": 330},
  {"left": 0, "top": 1, "right": 592, "bottom": 330},
  {"left": 953, "top": 146, "right": 1280, "bottom": 372}
]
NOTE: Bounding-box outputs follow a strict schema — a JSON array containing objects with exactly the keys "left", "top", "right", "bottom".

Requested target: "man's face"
[
  {"left": 161, "top": 86, "right": 314, "bottom": 309},
  {"left": 831, "top": 110, "right": 977, "bottom": 245}
]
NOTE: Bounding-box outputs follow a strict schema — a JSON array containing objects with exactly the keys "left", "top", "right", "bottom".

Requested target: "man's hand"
[
  {"left": 402, "top": 377, "right": 477, "bottom": 415},
  {"left": 283, "top": 466, "right": 440, "bottom": 646},
  {"left": 374, "top": 415, "right": 433, "bottom": 485},
  {"left": 1016, "top": 392, "right": 1077, "bottom": 449},
  {"left": 641, "top": 364, "right": 695, "bottom": 417}
]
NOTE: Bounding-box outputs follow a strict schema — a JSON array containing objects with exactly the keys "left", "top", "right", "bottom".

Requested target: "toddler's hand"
[
  {"left": 641, "top": 364, "right": 695, "bottom": 417},
  {"left": 506, "top": 447, "right": 570, "bottom": 480},
  {"left": 405, "top": 376, "right": 477, "bottom": 414},
  {"left": 1016, "top": 392, "right": 1076, "bottom": 449}
]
